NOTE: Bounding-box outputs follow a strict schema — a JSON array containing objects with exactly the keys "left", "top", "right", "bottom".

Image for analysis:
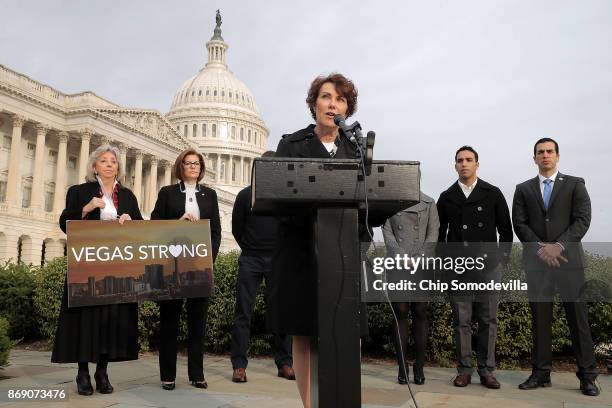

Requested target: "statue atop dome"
[{"left": 212, "top": 9, "right": 224, "bottom": 40}]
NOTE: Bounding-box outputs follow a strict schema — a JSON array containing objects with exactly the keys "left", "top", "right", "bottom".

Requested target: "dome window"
[
  {"left": 248, "top": 129, "right": 251, "bottom": 143},
  {"left": 191, "top": 90, "right": 195, "bottom": 97},
  {"left": 212, "top": 124, "right": 217, "bottom": 137},
  {"left": 199, "top": 89, "right": 202, "bottom": 96},
  {"left": 240, "top": 128, "right": 244, "bottom": 140},
  {"left": 206, "top": 89, "right": 210, "bottom": 96},
  {"left": 222, "top": 90, "right": 225, "bottom": 97},
  {"left": 229, "top": 91, "right": 232, "bottom": 98},
  {"left": 184, "top": 125, "right": 188, "bottom": 137},
  {"left": 214, "top": 89, "right": 217, "bottom": 96},
  {"left": 231, "top": 126, "right": 235, "bottom": 139},
  {"left": 193, "top": 124, "right": 198, "bottom": 138},
  {"left": 202, "top": 124, "right": 207, "bottom": 137}
]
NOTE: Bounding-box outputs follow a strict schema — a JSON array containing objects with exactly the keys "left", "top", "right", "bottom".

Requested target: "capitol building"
[{"left": 0, "top": 13, "right": 267, "bottom": 265}]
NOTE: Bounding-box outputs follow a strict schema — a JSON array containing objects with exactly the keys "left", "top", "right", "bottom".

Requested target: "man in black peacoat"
[{"left": 437, "top": 146, "right": 512, "bottom": 389}]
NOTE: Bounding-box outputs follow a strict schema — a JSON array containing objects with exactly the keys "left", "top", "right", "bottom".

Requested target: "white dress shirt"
[
  {"left": 538, "top": 171, "right": 559, "bottom": 198},
  {"left": 184, "top": 182, "right": 200, "bottom": 220},
  {"left": 458, "top": 178, "right": 478, "bottom": 198},
  {"left": 98, "top": 178, "right": 119, "bottom": 220}
]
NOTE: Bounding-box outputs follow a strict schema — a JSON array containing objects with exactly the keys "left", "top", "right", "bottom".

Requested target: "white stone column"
[
  {"left": 225, "top": 156, "right": 230, "bottom": 184},
  {"left": 133, "top": 151, "right": 143, "bottom": 208},
  {"left": 5, "top": 115, "right": 25, "bottom": 205},
  {"left": 52, "top": 132, "right": 69, "bottom": 213},
  {"left": 148, "top": 157, "right": 158, "bottom": 213},
  {"left": 240, "top": 156, "right": 244, "bottom": 184},
  {"left": 164, "top": 161, "right": 172, "bottom": 187},
  {"left": 77, "top": 129, "right": 92, "bottom": 183},
  {"left": 216, "top": 154, "right": 222, "bottom": 183},
  {"left": 116, "top": 142, "right": 127, "bottom": 184},
  {"left": 30, "top": 124, "right": 48, "bottom": 209}
]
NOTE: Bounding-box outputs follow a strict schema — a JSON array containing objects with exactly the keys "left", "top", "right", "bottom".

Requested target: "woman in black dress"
[
  {"left": 151, "top": 148, "right": 221, "bottom": 390},
  {"left": 52, "top": 144, "right": 142, "bottom": 396},
  {"left": 272, "top": 73, "right": 362, "bottom": 408}
]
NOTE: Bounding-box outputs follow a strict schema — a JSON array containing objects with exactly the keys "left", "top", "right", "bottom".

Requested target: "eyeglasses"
[{"left": 182, "top": 161, "right": 201, "bottom": 167}]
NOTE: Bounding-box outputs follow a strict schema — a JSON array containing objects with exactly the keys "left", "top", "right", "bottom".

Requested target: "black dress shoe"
[
  {"left": 397, "top": 366, "right": 408, "bottom": 384},
  {"left": 518, "top": 374, "right": 551, "bottom": 390},
  {"left": 580, "top": 379, "right": 600, "bottom": 396},
  {"left": 413, "top": 365, "right": 425, "bottom": 385},
  {"left": 76, "top": 373, "right": 94, "bottom": 396},
  {"left": 191, "top": 379, "right": 208, "bottom": 389},
  {"left": 161, "top": 382, "right": 175, "bottom": 391},
  {"left": 94, "top": 371, "right": 114, "bottom": 394}
]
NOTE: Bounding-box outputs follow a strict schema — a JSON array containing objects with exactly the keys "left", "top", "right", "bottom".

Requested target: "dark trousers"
[
  {"left": 451, "top": 295, "right": 498, "bottom": 376},
  {"left": 158, "top": 297, "right": 209, "bottom": 382},
  {"left": 391, "top": 302, "right": 427, "bottom": 376},
  {"left": 231, "top": 254, "right": 292, "bottom": 369},
  {"left": 527, "top": 267, "right": 597, "bottom": 380}
]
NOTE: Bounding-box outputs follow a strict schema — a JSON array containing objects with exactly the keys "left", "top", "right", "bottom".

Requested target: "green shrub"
[
  {"left": 0, "top": 317, "right": 11, "bottom": 367},
  {"left": 0, "top": 262, "right": 38, "bottom": 340},
  {"left": 22, "top": 251, "right": 610, "bottom": 366},
  {"left": 33, "top": 257, "right": 66, "bottom": 342}
]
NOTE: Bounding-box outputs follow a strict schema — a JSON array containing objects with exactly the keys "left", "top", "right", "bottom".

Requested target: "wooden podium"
[{"left": 252, "top": 157, "right": 419, "bottom": 407}]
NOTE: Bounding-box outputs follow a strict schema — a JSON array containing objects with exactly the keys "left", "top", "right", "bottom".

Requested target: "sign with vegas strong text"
[{"left": 66, "top": 220, "right": 213, "bottom": 307}]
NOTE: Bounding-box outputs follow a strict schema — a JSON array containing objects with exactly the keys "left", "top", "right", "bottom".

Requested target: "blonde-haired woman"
[{"left": 52, "top": 144, "right": 143, "bottom": 396}]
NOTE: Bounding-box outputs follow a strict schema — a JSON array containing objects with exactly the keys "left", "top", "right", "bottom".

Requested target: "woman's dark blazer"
[
  {"left": 150, "top": 181, "right": 221, "bottom": 262},
  {"left": 59, "top": 181, "right": 143, "bottom": 233},
  {"left": 52, "top": 181, "right": 143, "bottom": 364},
  {"left": 270, "top": 124, "right": 368, "bottom": 336}
]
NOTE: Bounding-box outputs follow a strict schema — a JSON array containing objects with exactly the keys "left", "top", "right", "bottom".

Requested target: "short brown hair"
[
  {"left": 306, "top": 73, "right": 358, "bottom": 120},
  {"left": 173, "top": 148, "right": 206, "bottom": 182}
]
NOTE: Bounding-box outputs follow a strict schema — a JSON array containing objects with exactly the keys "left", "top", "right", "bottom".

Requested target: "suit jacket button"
[
  {"left": 413, "top": 225, "right": 418, "bottom": 230},
  {"left": 545, "top": 218, "right": 550, "bottom": 222},
  {"left": 477, "top": 206, "right": 483, "bottom": 211},
  {"left": 478, "top": 222, "right": 483, "bottom": 227},
  {"left": 464, "top": 241, "right": 469, "bottom": 247},
  {"left": 398, "top": 225, "right": 403, "bottom": 230},
  {"left": 462, "top": 225, "right": 468, "bottom": 230},
  {"left": 398, "top": 238, "right": 403, "bottom": 242}
]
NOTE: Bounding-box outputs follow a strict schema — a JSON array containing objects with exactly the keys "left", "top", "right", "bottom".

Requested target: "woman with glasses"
[{"left": 151, "top": 148, "right": 221, "bottom": 390}]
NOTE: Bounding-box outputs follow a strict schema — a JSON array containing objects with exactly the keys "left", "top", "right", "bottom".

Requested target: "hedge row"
[{"left": 0, "top": 250, "right": 610, "bottom": 367}]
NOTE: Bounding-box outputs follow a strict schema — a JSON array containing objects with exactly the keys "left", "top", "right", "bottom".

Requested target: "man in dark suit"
[
  {"left": 512, "top": 137, "right": 599, "bottom": 396},
  {"left": 230, "top": 151, "right": 294, "bottom": 383},
  {"left": 437, "top": 146, "right": 512, "bottom": 389}
]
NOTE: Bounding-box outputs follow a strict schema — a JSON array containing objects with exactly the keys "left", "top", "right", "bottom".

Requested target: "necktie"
[{"left": 543, "top": 179, "right": 552, "bottom": 210}]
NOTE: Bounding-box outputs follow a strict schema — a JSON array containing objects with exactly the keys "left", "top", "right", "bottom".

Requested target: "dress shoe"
[
  {"left": 191, "top": 379, "right": 208, "bottom": 389},
  {"left": 277, "top": 365, "right": 296, "bottom": 380},
  {"left": 479, "top": 372, "right": 500, "bottom": 389},
  {"left": 413, "top": 365, "right": 425, "bottom": 385},
  {"left": 161, "top": 382, "right": 175, "bottom": 391},
  {"left": 232, "top": 368, "right": 247, "bottom": 383},
  {"left": 580, "top": 379, "right": 600, "bottom": 396},
  {"left": 397, "top": 366, "right": 408, "bottom": 385},
  {"left": 76, "top": 373, "right": 93, "bottom": 396},
  {"left": 518, "top": 374, "right": 551, "bottom": 390},
  {"left": 94, "top": 371, "right": 114, "bottom": 394},
  {"left": 453, "top": 373, "right": 471, "bottom": 387}
]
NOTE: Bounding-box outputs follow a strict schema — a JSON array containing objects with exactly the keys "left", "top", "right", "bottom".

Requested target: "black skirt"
[{"left": 51, "top": 279, "right": 139, "bottom": 363}]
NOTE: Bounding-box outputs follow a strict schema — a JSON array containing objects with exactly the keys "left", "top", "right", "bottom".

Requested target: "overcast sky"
[{"left": 2, "top": 0, "right": 611, "bottom": 240}]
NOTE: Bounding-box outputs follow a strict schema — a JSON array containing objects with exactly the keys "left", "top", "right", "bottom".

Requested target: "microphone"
[
  {"left": 333, "top": 114, "right": 347, "bottom": 128},
  {"left": 333, "top": 114, "right": 357, "bottom": 144}
]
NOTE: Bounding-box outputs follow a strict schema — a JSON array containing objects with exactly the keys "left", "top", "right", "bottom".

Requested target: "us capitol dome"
[{"left": 166, "top": 11, "right": 269, "bottom": 250}]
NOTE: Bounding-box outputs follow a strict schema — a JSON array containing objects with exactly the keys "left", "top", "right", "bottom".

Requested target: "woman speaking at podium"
[
  {"left": 53, "top": 144, "right": 143, "bottom": 396},
  {"left": 272, "top": 73, "right": 365, "bottom": 408},
  {"left": 151, "top": 148, "right": 221, "bottom": 391}
]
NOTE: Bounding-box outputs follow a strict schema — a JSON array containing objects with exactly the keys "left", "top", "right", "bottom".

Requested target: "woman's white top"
[
  {"left": 98, "top": 178, "right": 119, "bottom": 221},
  {"left": 184, "top": 182, "right": 201, "bottom": 220}
]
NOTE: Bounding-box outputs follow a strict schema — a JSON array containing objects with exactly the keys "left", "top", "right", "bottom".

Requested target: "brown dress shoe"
[
  {"left": 232, "top": 368, "right": 247, "bottom": 383},
  {"left": 453, "top": 373, "right": 471, "bottom": 387},
  {"left": 277, "top": 365, "right": 296, "bottom": 380},
  {"left": 480, "top": 372, "right": 500, "bottom": 389}
]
